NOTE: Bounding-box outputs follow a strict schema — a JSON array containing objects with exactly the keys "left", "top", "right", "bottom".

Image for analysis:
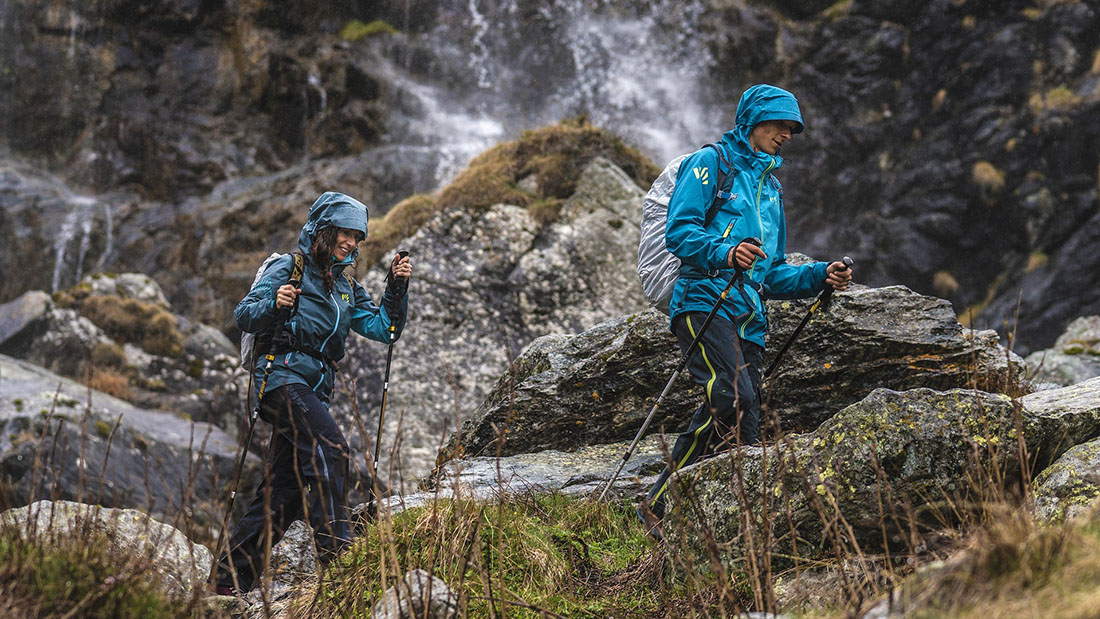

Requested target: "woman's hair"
[{"left": 311, "top": 227, "right": 340, "bottom": 294}]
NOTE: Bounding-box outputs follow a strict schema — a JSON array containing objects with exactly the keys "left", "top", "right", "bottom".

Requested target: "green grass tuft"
[
  {"left": 304, "top": 493, "right": 660, "bottom": 618},
  {"left": 0, "top": 528, "right": 180, "bottom": 617}
]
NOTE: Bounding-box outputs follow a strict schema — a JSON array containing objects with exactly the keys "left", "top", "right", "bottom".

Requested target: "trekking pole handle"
[
  {"left": 733, "top": 237, "right": 763, "bottom": 273},
  {"left": 395, "top": 250, "right": 409, "bottom": 277},
  {"left": 821, "top": 256, "right": 854, "bottom": 298}
]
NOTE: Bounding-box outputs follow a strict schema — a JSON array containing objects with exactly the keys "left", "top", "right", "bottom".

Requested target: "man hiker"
[{"left": 638, "top": 84, "right": 852, "bottom": 534}]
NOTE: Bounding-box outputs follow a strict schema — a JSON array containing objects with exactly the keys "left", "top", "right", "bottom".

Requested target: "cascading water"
[
  {"left": 371, "top": 0, "right": 725, "bottom": 195},
  {"left": 50, "top": 195, "right": 111, "bottom": 293}
]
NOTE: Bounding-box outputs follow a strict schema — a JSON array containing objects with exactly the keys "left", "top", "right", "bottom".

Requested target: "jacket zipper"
[
  {"left": 313, "top": 277, "right": 342, "bottom": 391},
  {"left": 739, "top": 158, "right": 776, "bottom": 339}
]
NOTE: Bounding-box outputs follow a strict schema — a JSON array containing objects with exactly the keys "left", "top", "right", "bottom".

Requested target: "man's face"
[{"left": 749, "top": 120, "right": 798, "bottom": 155}]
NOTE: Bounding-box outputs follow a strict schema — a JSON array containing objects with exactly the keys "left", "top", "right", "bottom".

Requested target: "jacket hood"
[
  {"left": 297, "top": 191, "right": 370, "bottom": 260},
  {"left": 721, "top": 84, "right": 805, "bottom": 172}
]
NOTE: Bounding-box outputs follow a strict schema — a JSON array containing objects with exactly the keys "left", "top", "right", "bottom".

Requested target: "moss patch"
[
  {"left": 340, "top": 19, "right": 398, "bottom": 42},
  {"left": 360, "top": 118, "right": 659, "bottom": 266}
]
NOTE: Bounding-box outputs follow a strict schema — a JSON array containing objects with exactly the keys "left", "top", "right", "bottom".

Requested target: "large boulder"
[
  {"left": 764, "top": 284, "right": 1024, "bottom": 431},
  {"left": 441, "top": 284, "right": 1022, "bottom": 461},
  {"left": 0, "top": 500, "right": 212, "bottom": 600},
  {"left": 0, "top": 354, "right": 252, "bottom": 537},
  {"left": 0, "top": 290, "right": 115, "bottom": 378},
  {"left": 1017, "top": 377, "right": 1100, "bottom": 470},
  {"left": 1032, "top": 437, "right": 1100, "bottom": 524},
  {"left": 1024, "top": 316, "right": 1100, "bottom": 387},
  {"left": 344, "top": 157, "right": 649, "bottom": 480},
  {"left": 666, "top": 379, "right": 1100, "bottom": 572}
]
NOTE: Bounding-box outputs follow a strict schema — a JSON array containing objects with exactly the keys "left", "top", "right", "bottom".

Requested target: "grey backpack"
[
  {"left": 239, "top": 252, "right": 303, "bottom": 368},
  {"left": 637, "top": 143, "right": 735, "bottom": 314}
]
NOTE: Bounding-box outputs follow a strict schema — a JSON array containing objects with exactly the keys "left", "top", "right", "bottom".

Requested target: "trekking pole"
[
  {"left": 597, "top": 240, "right": 762, "bottom": 501},
  {"left": 211, "top": 274, "right": 299, "bottom": 585},
  {"left": 764, "top": 256, "right": 853, "bottom": 379},
  {"left": 367, "top": 250, "right": 408, "bottom": 518},
  {"left": 210, "top": 352, "right": 274, "bottom": 587}
]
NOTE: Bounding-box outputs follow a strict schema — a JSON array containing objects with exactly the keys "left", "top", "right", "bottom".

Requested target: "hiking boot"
[{"left": 635, "top": 504, "right": 665, "bottom": 542}]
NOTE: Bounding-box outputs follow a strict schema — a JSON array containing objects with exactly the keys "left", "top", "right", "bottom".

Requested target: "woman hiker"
[{"left": 215, "top": 191, "right": 410, "bottom": 595}]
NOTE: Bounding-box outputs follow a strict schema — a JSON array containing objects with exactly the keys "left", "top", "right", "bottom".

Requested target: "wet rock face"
[
  {"left": 0, "top": 500, "right": 213, "bottom": 601},
  {"left": 665, "top": 382, "right": 1100, "bottom": 571},
  {"left": 441, "top": 284, "right": 1021, "bottom": 461},
  {"left": 342, "top": 157, "right": 649, "bottom": 481},
  {"left": 0, "top": 163, "right": 117, "bottom": 300},
  {"left": 0, "top": 354, "right": 251, "bottom": 535},
  {"left": 0, "top": 1, "right": 381, "bottom": 198}
]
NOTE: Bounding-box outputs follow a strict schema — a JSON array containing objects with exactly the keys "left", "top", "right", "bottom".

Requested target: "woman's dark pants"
[{"left": 216, "top": 383, "right": 352, "bottom": 592}]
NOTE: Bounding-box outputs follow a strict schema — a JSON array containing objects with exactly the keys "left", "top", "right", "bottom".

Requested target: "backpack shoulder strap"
[
  {"left": 289, "top": 252, "right": 304, "bottom": 286},
  {"left": 701, "top": 143, "right": 737, "bottom": 227}
]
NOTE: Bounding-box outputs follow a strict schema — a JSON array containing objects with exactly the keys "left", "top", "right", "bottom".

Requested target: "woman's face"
[{"left": 333, "top": 227, "right": 363, "bottom": 261}]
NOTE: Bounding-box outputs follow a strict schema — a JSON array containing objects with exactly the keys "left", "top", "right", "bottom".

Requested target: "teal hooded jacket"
[
  {"left": 235, "top": 191, "right": 408, "bottom": 404},
  {"left": 666, "top": 84, "right": 828, "bottom": 347}
]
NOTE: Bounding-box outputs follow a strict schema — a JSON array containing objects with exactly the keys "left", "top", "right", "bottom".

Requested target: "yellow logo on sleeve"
[
  {"left": 341, "top": 293, "right": 350, "bottom": 302},
  {"left": 692, "top": 167, "right": 709, "bottom": 185}
]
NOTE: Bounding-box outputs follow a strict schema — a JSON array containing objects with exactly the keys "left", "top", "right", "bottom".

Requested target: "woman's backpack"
[{"left": 239, "top": 252, "right": 304, "bottom": 368}]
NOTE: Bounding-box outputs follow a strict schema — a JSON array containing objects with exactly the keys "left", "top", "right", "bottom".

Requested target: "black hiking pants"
[
  {"left": 644, "top": 312, "right": 764, "bottom": 519},
  {"left": 216, "top": 383, "right": 352, "bottom": 592}
]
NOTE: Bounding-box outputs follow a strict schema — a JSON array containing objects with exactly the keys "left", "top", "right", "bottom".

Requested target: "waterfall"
[
  {"left": 49, "top": 195, "right": 106, "bottom": 292},
  {"left": 375, "top": 0, "right": 720, "bottom": 190},
  {"left": 361, "top": 0, "right": 722, "bottom": 201}
]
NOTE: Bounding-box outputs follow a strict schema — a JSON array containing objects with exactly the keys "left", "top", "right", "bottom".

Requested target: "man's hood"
[
  {"left": 722, "top": 84, "right": 805, "bottom": 172},
  {"left": 297, "top": 191, "right": 369, "bottom": 260}
]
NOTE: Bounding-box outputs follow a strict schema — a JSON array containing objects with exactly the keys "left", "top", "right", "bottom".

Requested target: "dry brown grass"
[
  {"left": 933, "top": 270, "right": 960, "bottom": 297},
  {"left": 972, "top": 161, "right": 1006, "bottom": 195},
  {"left": 863, "top": 507, "right": 1100, "bottom": 619},
  {"left": 84, "top": 367, "right": 133, "bottom": 400},
  {"left": 75, "top": 295, "right": 184, "bottom": 358}
]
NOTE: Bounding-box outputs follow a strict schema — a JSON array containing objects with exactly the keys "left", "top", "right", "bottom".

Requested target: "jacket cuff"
[
  {"left": 711, "top": 243, "right": 735, "bottom": 271},
  {"left": 385, "top": 276, "right": 408, "bottom": 298},
  {"left": 814, "top": 261, "right": 830, "bottom": 290}
]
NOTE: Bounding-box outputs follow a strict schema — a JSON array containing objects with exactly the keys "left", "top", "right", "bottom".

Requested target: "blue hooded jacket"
[
  {"left": 665, "top": 84, "right": 827, "bottom": 347},
  {"left": 235, "top": 191, "right": 408, "bottom": 404}
]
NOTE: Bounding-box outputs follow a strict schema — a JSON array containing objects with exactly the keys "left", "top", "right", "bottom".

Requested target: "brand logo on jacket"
[
  {"left": 341, "top": 293, "right": 350, "bottom": 302},
  {"left": 693, "top": 167, "right": 709, "bottom": 185}
]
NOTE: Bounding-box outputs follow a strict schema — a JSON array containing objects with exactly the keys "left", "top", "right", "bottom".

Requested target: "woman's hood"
[{"left": 297, "top": 191, "right": 369, "bottom": 258}]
